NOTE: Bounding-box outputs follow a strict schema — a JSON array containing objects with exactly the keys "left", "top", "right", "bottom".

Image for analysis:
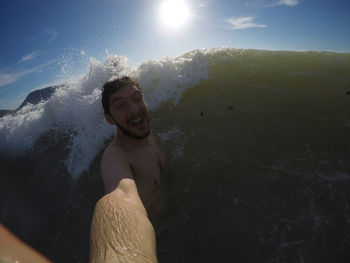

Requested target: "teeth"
[{"left": 130, "top": 117, "right": 142, "bottom": 124}]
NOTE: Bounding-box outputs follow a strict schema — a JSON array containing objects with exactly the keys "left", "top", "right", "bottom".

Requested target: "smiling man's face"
[{"left": 105, "top": 84, "right": 150, "bottom": 140}]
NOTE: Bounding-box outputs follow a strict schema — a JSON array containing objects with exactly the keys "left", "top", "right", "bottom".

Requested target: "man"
[{"left": 89, "top": 77, "right": 167, "bottom": 263}]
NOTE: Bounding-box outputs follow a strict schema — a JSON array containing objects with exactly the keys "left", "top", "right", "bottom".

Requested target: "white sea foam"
[
  {"left": 0, "top": 49, "right": 209, "bottom": 178},
  {"left": 138, "top": 49, "right": 209, "bottom": 108},
  {"left": 158, "top": 127, "right": 187, "bottom": 158},
  {"left": 0, "top": 102, "right": 48, "bottom": 155}
]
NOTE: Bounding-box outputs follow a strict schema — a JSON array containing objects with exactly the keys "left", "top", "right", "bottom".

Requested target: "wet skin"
[
  {"left": 89, "top": 84, "right": 167, "bottom": 263},
  {"left": 103, "top": 84, "right": 168, "bottom": 221}
]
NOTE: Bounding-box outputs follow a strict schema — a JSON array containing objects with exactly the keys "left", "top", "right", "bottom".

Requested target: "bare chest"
[{"left": 126, "top": 146, "right": 167, "bottom": 206}]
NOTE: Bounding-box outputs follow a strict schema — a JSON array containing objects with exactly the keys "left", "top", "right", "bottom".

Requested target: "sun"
[{"left": 160, "top": 0, "right": 190, "bottom": 29}]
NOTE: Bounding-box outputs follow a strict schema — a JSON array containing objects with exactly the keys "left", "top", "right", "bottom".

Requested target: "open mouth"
[{"left": 129, "top": 116, "right": 145, "bottom": 129}]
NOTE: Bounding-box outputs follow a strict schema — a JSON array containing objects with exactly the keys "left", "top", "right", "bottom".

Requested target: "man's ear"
[{"left": 104, "top": 113, "right": 115, "bottom": 125}]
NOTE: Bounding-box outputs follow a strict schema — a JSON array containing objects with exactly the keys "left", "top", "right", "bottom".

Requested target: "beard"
[{"left": 115, "top": 116, "right": 150, "bottom": 140}]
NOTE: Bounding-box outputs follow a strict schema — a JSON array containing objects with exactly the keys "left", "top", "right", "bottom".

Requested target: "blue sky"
[{"left": 1, "top": 0, "right": 349, "bottom": 110}]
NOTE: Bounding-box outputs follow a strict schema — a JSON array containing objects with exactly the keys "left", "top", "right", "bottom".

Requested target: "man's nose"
[{"left": 128, "top": 101, "right": 139, "bottom": 113}]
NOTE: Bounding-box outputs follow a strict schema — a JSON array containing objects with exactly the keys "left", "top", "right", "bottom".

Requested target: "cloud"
[
  {"left": 0, "top": 60, "right": 55, "bottom": 89},
  {"left": 245, "top": 0, "right": 299, "bottom": 8},
  {"left": 225, "top": 17, "right": 266, "bottom": 30},
  {"left": 276, "top": 0, "right": 298, "bottom": 6},
  {"left": 198, "top": 0, "right": 217, "bottom": 7},
  {"left": 45, "top": 28, "right": 58, "bottom": 43},
  {"left": 18, "top": 51, "right": 40, "bottom": 64}
]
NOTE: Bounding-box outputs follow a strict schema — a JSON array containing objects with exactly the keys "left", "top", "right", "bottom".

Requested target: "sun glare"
[{"left": 160, "top": 0, "right": 190, "bottom": 29}]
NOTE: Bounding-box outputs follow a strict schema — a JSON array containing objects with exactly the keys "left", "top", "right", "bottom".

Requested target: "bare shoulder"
[
  {"left": 149, "top": 133, "right": 168, "bottom": 168},
  {"left": 100, "top": 141, "right": 133, "bottom": 193},
  {"left": 101, "top": 140, "right": 127, "bottom": 167},
  {"left": 149, "top": 133, "right": 161, "bottom": 147},
  {"left": 100, "top": 140, "right": 147, "bottom": 213}
]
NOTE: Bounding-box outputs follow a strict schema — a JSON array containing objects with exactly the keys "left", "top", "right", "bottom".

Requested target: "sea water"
[{"left": 1, "top": 48, "right": 350, "bottom": 262}]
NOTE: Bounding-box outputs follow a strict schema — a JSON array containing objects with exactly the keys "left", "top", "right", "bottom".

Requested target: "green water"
[{"left": 150, "top": 49, "right": 350, "bottom": 262}]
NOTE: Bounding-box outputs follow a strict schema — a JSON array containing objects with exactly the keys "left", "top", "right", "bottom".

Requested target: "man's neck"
[{"left": 115, "top": 131, "right": 150, "bottom": 148}]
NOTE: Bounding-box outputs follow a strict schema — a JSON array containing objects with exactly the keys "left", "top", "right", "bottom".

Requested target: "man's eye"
[{"left": 115, "top": 103, "right": 126, "bottom": 109}]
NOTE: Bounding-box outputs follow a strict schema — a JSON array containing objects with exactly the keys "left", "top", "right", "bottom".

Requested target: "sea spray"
[
  {"left": 0, "top": 102, "right": 49, "bottom": 155},
  {"left": 50, "top": 55, "right": 132, "bottom": 178},
  {"left": 138, "top": 49, "right": 209, "bottom": 108},
  {"left": 0, "top": 50, "right": 209, "bottom": 178}
]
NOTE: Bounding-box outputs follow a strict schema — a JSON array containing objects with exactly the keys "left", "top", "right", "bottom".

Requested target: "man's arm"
[
  {"left": 0, "top": 224, "right": 51, "bottom": 263},
  {"left": 89, "top": 148, "right": 158, "bottom": 263},
  {"left": 100, "top": 147, "right": 146, "bottom": 209},
  {"left": 89, "top": 192, "right": 157, "bottom": 263}
]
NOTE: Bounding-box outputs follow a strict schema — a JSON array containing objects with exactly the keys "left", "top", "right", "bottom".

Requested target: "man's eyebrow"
[
  {"left": 110, "top": 96, "right": 125, "bottom": 105},
  {"left": 110, "top": 91, "right": 143, "bottom": 105},
  {"left": 132, "top": 90, "right": 143, "bottom": 96}
]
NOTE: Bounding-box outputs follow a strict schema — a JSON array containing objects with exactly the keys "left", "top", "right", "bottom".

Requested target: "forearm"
[
  {"left": 89, "top": 192, "right": 158, "bottom": 263},
  {"left": 0, "top": 225, "right": 51, "bottom": 263}
]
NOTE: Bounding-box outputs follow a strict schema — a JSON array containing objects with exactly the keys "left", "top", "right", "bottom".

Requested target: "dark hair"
[{"left": 102, "top": 76, "right": 141, "bottom": 115}]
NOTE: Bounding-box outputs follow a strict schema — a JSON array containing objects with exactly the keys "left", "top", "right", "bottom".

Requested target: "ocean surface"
[{"left": 1, "top": 48, "right": 350, "bottom": 262}]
